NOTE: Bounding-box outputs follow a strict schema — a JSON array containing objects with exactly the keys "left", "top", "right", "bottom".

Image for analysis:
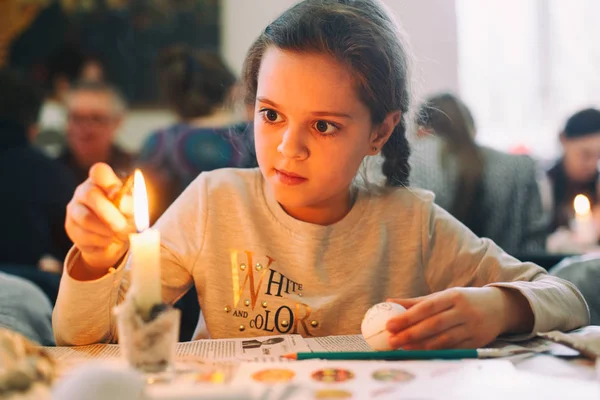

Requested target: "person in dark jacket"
[{"left": 0, "top": 68, "right": 76, "bottom": 268}]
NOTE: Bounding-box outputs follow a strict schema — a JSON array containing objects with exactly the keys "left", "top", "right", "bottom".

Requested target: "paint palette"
[{"left": 229, "top": 360, "right": 517, "bottom": 400}]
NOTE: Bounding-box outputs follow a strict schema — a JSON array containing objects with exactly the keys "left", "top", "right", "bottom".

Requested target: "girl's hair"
[
  {"left": 159, "top": 46, "right": 237, "bottom": 120},
  {"left": 242, "top": 0, "right": 412, "bottom": 186},
  {"left": 417, "top": 93, "right": 485, "bottom": 235}
]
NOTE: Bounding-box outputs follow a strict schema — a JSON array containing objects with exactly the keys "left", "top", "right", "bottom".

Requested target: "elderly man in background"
[{"left": 58, "top": 81, "right": 135, "bottom": 184}]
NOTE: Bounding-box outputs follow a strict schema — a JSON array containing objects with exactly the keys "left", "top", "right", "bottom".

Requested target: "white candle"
[
  {"left": 129, "top": 169, "right": 162, "bottom": 317},
  {"left": 572, "top": 194, "right": 597, "bottom": 245}
]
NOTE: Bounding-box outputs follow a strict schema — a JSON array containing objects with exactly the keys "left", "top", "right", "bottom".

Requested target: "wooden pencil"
[{"left": 282, "top": 349, "right": 480, "bottom": 361}]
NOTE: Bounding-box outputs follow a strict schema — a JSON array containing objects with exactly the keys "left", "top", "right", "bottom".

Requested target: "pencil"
[{"left": 282, "top": 349, "right": 480, "bottom": 361}]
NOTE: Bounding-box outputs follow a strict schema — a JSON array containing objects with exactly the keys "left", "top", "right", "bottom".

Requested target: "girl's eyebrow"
[
  {"left": 312, "top": 111, "right": 353, "bottom": 120},
  {"left": 256, "top": 97, "right": 279, "bottom": 108},
  {"left": 257, "top": 96, "right": 353, "bottom": 119}
]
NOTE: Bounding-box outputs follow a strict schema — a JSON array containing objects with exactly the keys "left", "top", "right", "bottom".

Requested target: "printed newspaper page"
[
  {"left": 43, "top": 334, "right": 312, "bottom": 364},
  {"left": 176, "top": 334, "right": 312, "bottom": 361},
  {"left": 305, "top": 334, "right": 372, "bottom": 352}
]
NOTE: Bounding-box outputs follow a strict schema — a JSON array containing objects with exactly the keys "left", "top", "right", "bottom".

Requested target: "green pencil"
[{"left": 283, "top": 349, "right": 486, "bottom": 361}]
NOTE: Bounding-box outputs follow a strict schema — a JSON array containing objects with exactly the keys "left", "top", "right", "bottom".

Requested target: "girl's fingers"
[
  {"left": 67, "top": 201, "right": 115, "bottom": 239},
  {"left": 67, "top": 220, "right": 117, "bottom": 249},
  {"left": 78, "top": 185, "right": 128, "bottom": 234},
  {"left": 448, "top": 338, "right": 473, "bottom": 350},
  {"left": 397, "top": 324, "right": 470, "bottom": 351},
  {"left": 88, "top": 162, "right": 123, "bottom": 196},
  {"left": 79, "top": 245, "right": 109, "bottom": 254},
  {"left": 387, "top": 291, "right": 455, "bottom": 334},
  {"left": 388, "top": 308, "right": 466, "bottom": 349},
  {"left": 386, "top": 297, "right": 425, "bottom": 309}
]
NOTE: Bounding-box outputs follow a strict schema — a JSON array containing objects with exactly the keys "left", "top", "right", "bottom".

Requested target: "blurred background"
[
  {"left": 4, "top": 0, "right": 600, "bottom": 341},
  {"left": 5, "top": 0, "right": 598, "bottom": 158}
]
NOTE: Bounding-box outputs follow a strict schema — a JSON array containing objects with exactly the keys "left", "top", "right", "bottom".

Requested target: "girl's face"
[{"left": 254, "top": 48, "right": 392, "bottom": 224}]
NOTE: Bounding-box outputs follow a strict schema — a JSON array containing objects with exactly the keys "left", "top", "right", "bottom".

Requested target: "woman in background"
[
  {"left": 138, "top": 46, "right": 257, "bottom": 224},
  {"left": 410, "top": 93, "right": 548, "bottom": 256},
  {"left": 137, "top": 47, "right": 257, "bottom": 340},
  {"left": 547, "top": 108, "right": 600, "bottom": 232}
]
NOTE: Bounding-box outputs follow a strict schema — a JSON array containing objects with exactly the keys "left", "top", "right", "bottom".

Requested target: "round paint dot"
[
  {"left": 311, "top": 368, "right": 355, "bottom": 383},
  {"left": 193, "top": 370, "right": 226, "bottom": 384},
  {"left": 252, "top": 368, "right": 296, "bottom": 383},
  {"left": 371, "top": 368, "right": 415, "bottom": 382},
  {"left": 314, "top": 389, "right": 353, "bottom": 399}
]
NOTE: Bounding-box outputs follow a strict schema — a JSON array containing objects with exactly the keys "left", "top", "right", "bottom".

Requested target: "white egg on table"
[
  {"left": 52, "top": 362, "right": 145, "bottom": 400},
  {"left": 361, "top": 302, "right": 407, "bottom": 351}
]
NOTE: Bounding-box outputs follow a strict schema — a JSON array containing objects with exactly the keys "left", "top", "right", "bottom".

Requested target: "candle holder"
[{"left": 114, "top": 295, "right": 180, "bottom": 374}]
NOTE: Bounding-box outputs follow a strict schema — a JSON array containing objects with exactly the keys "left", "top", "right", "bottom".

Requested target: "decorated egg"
[{"left": 361, "top": 302, "right": 407, "bottom": 351}]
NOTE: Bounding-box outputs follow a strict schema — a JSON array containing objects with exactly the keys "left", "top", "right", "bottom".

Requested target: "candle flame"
[
  {"left": 574, "top": 194, "right": 591, "bottom": 216},
  {"left": 133, "top": 169, "right": 149, "bottom": 232}
]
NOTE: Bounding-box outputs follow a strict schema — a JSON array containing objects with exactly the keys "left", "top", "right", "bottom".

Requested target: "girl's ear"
[{"left": 369, "top": 111, "right": 401, "bottom": 154}]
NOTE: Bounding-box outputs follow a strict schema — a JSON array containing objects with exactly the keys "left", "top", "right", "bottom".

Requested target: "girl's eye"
[
  {"left": 259, "top": 108, "right": 282, "bottom": 123},
  {"left": 266, "top": 109, "right": 279, "bottom": 122},
  {"left": 314, "top": 120, "right": 339, "bottom": 135}
]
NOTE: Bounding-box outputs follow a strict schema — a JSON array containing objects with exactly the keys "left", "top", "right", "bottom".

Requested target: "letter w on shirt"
[{"left": 230, "top": 250, "right": 275, "bottom": 310}]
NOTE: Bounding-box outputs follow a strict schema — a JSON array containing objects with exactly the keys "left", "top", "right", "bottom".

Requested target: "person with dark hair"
[
  {"left": 410, "top": 93, "right": 548, "bottom": 255},
  {"left": 54, "top": 1, "right": 587, "bottom": 349},
  {"left": 137, "top": 46, "right": 256, "bottom": 223},
  {"left": 38, "top": 43, "right": 85, "bottom": 136},
  {"left": 547, "top": 108, "right": 600, "bottom": 232},
  {"left": 59, "top": 80, "right": 134, "bottom": 185},
  {"left": 0, "top": 68, "right": 75, "bottom": 268}
]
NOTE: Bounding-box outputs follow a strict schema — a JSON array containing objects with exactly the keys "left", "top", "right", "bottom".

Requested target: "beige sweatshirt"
[{"left": 53, "top": 168, "right": 589, "bottom": 346}]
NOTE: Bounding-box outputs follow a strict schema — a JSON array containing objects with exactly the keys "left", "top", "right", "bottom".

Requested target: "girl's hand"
[
  {"left": 386, "top": 287, "right": 534, "bottom": 350},
  {"left": 65, "top": 163, "right": 134, "bottom": 273}
]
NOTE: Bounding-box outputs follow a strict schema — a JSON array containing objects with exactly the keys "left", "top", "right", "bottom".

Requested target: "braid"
[{"left": 381, "top": 116, "right": 411, "bottom": 187}]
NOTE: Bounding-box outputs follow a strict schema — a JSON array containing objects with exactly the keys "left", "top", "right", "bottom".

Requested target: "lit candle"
[
  {"left": 572, "top": 194, "right": 597, "bottom": 245},
  {"left": 129, "top": 169, "right": 162, "bottom": 318}
]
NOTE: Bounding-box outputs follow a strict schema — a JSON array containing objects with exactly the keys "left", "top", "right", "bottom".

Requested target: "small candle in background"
[
  {"left": 129, "top": 169, "right": 162, "bottom": 319},
  {"left": 572, "top": 194, "right": 597, "bottom": 246}
]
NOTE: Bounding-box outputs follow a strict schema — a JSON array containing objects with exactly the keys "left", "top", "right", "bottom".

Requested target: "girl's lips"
[{"left": 275, "top": 169, "right": 307, "bottom": 185}]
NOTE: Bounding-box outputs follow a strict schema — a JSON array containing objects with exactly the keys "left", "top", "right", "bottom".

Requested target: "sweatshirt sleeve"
[
  {"left": 420, "top": 196, "right": 589, "bottom": 338},
  {"left": 52, "top": 174, "right": 208, "bottom": 346}
]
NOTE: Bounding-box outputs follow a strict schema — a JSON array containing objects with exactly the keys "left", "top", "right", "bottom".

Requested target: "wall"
[
  {"left": 118, "top": 0, "right": 458, "bottom": 151},
  {"left": 220, "top": 0, "right": 458, "bottom": 98}
]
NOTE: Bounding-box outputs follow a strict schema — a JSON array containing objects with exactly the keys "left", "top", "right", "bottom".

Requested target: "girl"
[{"left": 54, "top": 0, "right": 588, "bottom": 351}]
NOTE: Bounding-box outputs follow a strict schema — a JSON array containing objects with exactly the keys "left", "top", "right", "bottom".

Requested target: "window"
[{"left": 456, "top": 0, "right": 600, "bottom": 160}]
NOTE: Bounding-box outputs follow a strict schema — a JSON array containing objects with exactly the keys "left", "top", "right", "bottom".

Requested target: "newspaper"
[
  {"left": 40, "top": 333, "right": 571, "bottom": 365},
  {"left": 176, "top": 334, "right": 311, "bottom": 361},
  {"left": 43, "top": 332, "right": 587, "bottom": 363},
  {"left": 305, "top": 334, "right": 372, "bottom": 352},
  {"left": 43, "top": 334, "right": 312, "bottom": 364}
]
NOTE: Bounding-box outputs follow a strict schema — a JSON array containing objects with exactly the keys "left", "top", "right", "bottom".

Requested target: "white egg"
[
  {"left": 52, "top": 362, "right": 145, "bottom": 400},
  {"left": 361, "top": 302, "right": 407, "bottom": 351}
]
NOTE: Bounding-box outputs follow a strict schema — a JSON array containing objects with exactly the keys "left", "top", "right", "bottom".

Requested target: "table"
[{"left": 39, "top": 328, "right": 600, "bottom": 399}]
